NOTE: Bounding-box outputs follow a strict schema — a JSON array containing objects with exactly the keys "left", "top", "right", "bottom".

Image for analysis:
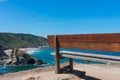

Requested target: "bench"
[{"left": 47, "top": 33, "right": 120, "bottom": 74}]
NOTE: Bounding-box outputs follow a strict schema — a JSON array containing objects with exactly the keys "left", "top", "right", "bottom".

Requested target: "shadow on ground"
[{"left": 69, "top": 70, "right": 101, "bottom": 80}]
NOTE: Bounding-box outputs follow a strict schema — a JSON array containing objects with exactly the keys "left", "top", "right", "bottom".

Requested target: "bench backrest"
[{"left": 48, "top": 33, "right": 120, "bottom": 52}]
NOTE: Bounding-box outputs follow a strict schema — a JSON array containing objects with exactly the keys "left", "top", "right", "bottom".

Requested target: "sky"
[{"left": 0, "top": 0, "right": 120, "bottom": 37}]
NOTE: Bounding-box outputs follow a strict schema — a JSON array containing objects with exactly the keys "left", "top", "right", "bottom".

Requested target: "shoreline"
[
  {"left": 4, "top": 48, "right": 39, "bottom": 56},
  {"left": 0, "top": 63, "right": 120, "bottom": 80},
  {"left": 2, "top": 48, "right": 120, "bottom": 80}
]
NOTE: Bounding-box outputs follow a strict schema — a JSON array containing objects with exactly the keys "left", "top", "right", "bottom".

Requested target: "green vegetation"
[{"left": 0, "top": 33, "right": 48, "bottom": 50}]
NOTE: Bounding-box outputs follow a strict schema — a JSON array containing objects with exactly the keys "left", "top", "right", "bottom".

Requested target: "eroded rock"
[{"left": 4, "top": 49, "right": 45, "bottom": 66}]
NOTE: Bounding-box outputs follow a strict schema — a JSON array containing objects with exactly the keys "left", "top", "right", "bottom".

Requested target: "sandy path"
[{"left": 74, "top": 64, "right": 120, "bottom": 80}]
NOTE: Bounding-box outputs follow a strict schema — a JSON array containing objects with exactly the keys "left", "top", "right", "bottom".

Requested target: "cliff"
[{"left": 0, "top": 33, "right": 48, "bottom": 57}]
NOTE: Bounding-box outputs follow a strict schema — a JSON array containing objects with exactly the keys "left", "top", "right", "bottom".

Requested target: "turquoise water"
[{"left": 0, "top": 48, "right": 120, "bottom": 75}]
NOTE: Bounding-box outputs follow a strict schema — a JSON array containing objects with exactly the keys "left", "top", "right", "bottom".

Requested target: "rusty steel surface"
[{"left": 48, "top": 33, "right": 120, "bottom": 52}]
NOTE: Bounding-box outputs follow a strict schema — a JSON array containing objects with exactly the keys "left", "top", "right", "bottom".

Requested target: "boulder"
[
  {"left": 0, "top": 46, "right": 9, "bottom": 65},
  {"left": 4, "top": 49, "right": 45, "bottom": 66},
  {"left": 5, "top": 58, "right": 12, "bottom": 65}
]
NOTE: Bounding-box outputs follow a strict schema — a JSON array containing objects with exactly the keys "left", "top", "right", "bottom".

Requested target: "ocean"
[{"left": 0, "top": 48, "right": 120, "bottom": 75}]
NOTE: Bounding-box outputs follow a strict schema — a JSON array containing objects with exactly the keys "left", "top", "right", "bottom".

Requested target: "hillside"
[{"left": 0, "top": 33, "right": 48, "bottom": 56}]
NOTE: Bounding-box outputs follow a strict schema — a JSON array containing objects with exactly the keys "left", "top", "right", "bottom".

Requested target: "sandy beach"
[
  {"left": 0, "top": 63, "right": 120, "bottom": 80},
  {"left": 4, "top": 48, "right": 39, "bottom": 57}
]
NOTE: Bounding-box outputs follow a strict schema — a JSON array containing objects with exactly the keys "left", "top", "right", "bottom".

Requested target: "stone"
[{"left": 4, "top": 49, "right": 45, "bottom": 66}]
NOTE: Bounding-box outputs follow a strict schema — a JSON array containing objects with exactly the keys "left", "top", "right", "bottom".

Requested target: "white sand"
[
  {"left": 0, "top": 63, "right": 120, "bottom": 80},
  {"left": 4, "top": 48, "right": 39, "bottom": 56}
]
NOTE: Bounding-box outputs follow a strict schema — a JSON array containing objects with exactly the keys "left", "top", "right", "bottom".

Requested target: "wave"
[
  {"left": 27, "top": 50, "right": 43, "bottom": 54},
  {"left": 27, "top": 50, "right": 36, "bottom": 54},
  {"left": 0, "top": 66, "right": 6, "bottom": 70},
  {"left": 40, "top": 63, "right": 53, "bottom": 66}
]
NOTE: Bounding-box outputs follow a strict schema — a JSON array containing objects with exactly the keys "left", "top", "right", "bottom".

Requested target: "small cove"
[{"left": 0, "top": 48, "right": 120, "bottom": 75}]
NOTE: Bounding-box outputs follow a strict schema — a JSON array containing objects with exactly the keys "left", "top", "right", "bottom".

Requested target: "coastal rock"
[
  {"left": 0, "top": 45, "right": 9, "bottom": 65},
  {"left": 4, "top": 49, "right": 45, "bottom": 66}
]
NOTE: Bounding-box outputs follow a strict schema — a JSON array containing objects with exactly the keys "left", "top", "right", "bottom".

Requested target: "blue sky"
[{"left": 0, "top": 0, "right": 120, "bottom": 37}]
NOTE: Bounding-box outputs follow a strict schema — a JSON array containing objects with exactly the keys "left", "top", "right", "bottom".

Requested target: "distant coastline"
[
  {"left": 0, "top": 32, "right": 48, "bottom": 57},
  {"left": 4, "top": 48, "right": 39, "bottom": 57}
]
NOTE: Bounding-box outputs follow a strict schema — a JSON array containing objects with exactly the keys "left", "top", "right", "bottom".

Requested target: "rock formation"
[
  {"left": 0, "top": 46, "right": 8, "bottom": 65},
  {"left": 5, "top": 48, "right": 45, "bottom": 66}
]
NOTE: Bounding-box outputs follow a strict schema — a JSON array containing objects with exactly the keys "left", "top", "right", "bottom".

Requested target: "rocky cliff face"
[
  {"left": 4, "top": 49, "right": 45, "bottom": 66},
  {"left": 0, "top": 45, "right": 8, "bottom": 65}
]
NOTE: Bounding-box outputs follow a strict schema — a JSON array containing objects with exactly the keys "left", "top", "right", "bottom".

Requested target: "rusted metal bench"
[{"left": 48, "top": 33, "right": 120, "bottom": 74}]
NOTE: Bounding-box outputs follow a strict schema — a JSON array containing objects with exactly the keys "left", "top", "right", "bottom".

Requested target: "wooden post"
[
  {"left": 69, "top": 58, "right": 73, "bottom": 71},
  {"left": 54, "top": 35, "right": 61, "bottom": 74}
]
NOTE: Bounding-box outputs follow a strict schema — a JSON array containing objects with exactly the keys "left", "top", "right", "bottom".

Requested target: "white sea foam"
[
  {"left": 35, "top": 51, "right": 41, "bottom": 52},
  {"left": 27, "top": 50, "right": 36, "bottom": 54},
  {"left": 41, "top": 63, "right": 50, "bottom": 66},
  {"left": 0, "top": 66, "right": 6, "bottom": 70},
  {"left": 27, "top": 50, "right": 41, "bottom": 54},
  {"left": 3, "top": 66, "right": 6, "bottom": 68}
]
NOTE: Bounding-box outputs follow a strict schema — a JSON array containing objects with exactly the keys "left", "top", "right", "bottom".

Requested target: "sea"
[{"left": 0, "top": 48, "right": 120, "bottom": 75}]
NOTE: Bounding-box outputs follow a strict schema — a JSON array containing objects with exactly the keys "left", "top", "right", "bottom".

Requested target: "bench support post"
[
  {"left": 69, "top": 58, "right": 73, "bottom": 71},
  {"left": 54, "top": 35, "right": 61, "bottom": 74}
]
